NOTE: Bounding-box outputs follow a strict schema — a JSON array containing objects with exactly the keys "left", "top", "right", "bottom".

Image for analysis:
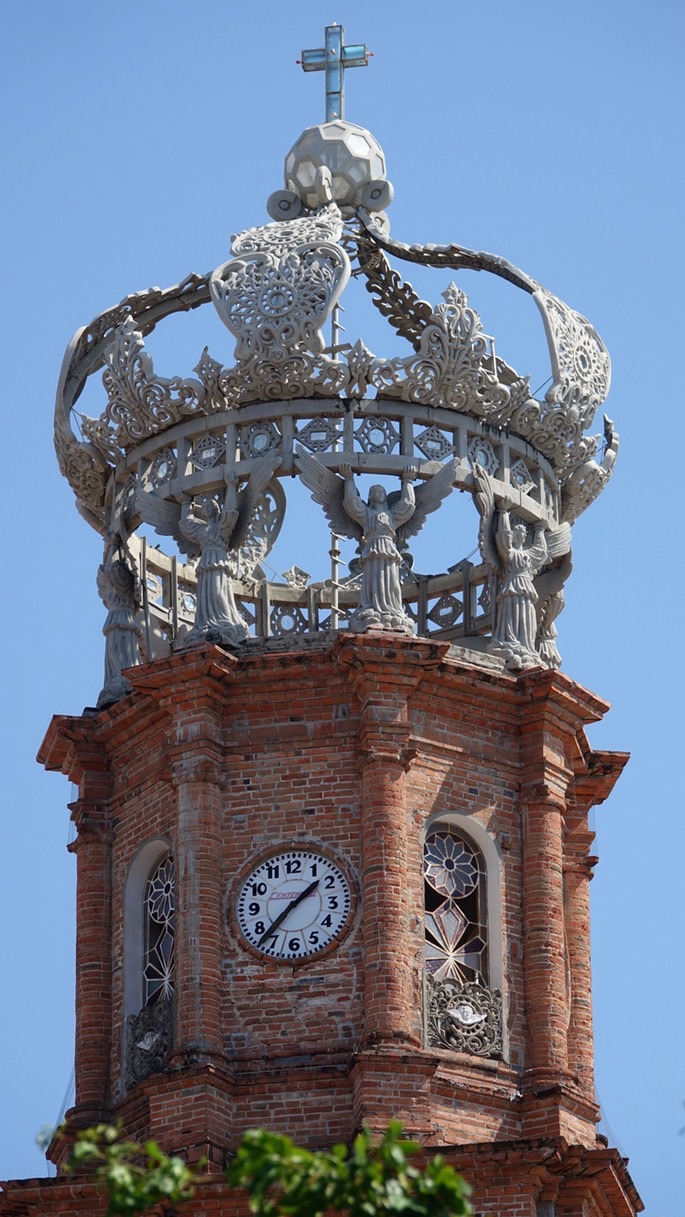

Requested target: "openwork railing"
[{"left": 132, "top": 533, "right": 494, "bottom": 658}]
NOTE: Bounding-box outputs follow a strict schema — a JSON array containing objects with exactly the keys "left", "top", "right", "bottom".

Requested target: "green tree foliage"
[
  {"left": 228, "top": 1123, "right": 472, "bottom": 1217},
  {"left": 70, "top": 1124, "right": 196, "bottom": 1215},
  {"left": 69, "top": 1120, "right": 473, "bottom": 1217}
]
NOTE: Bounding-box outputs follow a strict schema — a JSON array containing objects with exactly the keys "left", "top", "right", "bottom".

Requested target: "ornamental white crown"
[{"left": 54, "top": 25, "right": 618, "bottom": 706}]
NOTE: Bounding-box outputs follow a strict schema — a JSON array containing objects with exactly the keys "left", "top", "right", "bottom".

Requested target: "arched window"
[
  {"left": 123, "top": 841, "right": 175, "bottom": 1090},
  {"left": 143, "top": 854, "right": 176, "bottom": 1006},
  {"left": 424, "top": 826, "right": 488, "bottom": 984},
  {"left": 424, "top": 819, "right": 502, "bottom": 1058}
]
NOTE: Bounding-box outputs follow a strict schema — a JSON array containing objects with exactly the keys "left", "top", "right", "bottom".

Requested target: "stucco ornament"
[
  {"left": 125, "top": 998, "right": 173, "bottom": 1090},
  {"left": 98, "top": 317, "right": 208, "bottom": 451},
  {"left": 52, "top": 94, "right": 620, "bottom": 687},
  {"left": 210, "top": 204, "right": 352, "bottom": 404},
  {"left": 472, "top": 465, "right": 570, "bottom": 671},
  {"left": 96, "top": 533, "right": 142, "bottom": 708},
  {"left": 296, "top": 448, "right": 458, "bottom": 634},
  {"left": 356, "top": 215, "right": 614, "bottom": 481},
  {"left": 561, "top": 415, "right": 619, "bottom": 524},
  {"left": 367, "top": 284, "right": 530, "bottom": 419},
  {"left": 426, "top": 975, "right": 502, "bottom": 1058},
  {"left": 136, "top": 456, "right": 281, "bottom": 647}
]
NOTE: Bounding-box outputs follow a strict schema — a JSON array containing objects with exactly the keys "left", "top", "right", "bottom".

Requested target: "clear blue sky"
[{"left": 1, "top": 3, "right": 683, "bottom": 1213}]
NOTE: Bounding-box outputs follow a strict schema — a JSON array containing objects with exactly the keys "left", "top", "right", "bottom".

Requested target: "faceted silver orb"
[{"left": 284, "top": 120, "right": 390, "bottom": 211}]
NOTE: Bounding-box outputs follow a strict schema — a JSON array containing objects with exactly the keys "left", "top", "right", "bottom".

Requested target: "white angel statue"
[
  {"left": 296, "top": 448, "right": 459, "bottom": 634},
  {"left": 96, "top": 532, "right": 142, "bottom": 708},
  {"left": 472, "top": 464, "right": 570, "bottom": 670},
  {"left": 177, "top": 496, "right": 250, "bottom": 646},
  {"left": 136, "top": 456, "right": 280, "bottom": 648}
]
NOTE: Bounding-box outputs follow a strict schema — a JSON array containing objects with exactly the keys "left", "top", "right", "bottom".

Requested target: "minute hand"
[{"left": 257, "top": 878, "right": 320, "bottom": 947}]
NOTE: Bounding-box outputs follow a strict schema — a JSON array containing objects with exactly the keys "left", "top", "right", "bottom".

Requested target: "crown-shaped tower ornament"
[{"left": 53, "top": 24, "right": 618, "bottom": 707}]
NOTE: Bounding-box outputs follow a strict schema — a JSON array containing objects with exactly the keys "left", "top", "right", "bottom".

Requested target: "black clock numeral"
[{"left": 240, "top": 852, "right": 349, "bottom": 958}]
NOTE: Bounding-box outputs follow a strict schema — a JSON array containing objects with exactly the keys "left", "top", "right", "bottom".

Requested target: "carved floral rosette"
[
  {"left": 125, "top": 998, "right": 173, "bottom": 1090},
  {"left": 425, "top": 974, "right": 503, "bottom": 1058}
]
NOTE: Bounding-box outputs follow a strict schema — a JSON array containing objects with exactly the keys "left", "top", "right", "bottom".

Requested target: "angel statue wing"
[
  {"left": 96, "top": 532, "right": 140, "bottom": 609},
  {"left": 229, "top": 454, "right": 283, "bottom": 552},
  {"left": 294, "top": 446, "right": 364, "bottom": 543},
  {"left": 469, "top": 463, "right": 502, "bottom": 575},
  {"left": 394, "top": 458, "right": 460, "bottom": 545},
  {"left": 134, "top": 488, "right": 200, "bottom": 560}
]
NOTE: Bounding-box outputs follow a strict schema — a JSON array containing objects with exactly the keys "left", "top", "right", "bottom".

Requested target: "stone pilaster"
[
  {"left": 335, "top": 633, "right": 447, "bottom": 1051},
  {"left": 168, "top": 739, "right": 225, "bottom": 1063},
  {"left": 65, "top": 740, "right": 114, "bottom": 1130},
  {"left": 128, "top": 648, "right": 235, "bottom": 1159},
  {"left": 521, "top": 784, "right": 570, "bottom": 1087}
]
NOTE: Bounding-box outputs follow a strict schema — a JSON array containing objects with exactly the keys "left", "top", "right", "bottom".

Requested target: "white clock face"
[{"left": 236, "top": 849, "right": 351, "bottom": 961}]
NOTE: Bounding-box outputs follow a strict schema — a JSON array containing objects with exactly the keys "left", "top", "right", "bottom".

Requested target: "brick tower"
[{"left": 1, "top": 25, "right": 641, "bottom": 1217}]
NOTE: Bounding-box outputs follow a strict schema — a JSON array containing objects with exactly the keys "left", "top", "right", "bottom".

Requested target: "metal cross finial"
[{"left": 299, "top": 24, "right": 370, "bottom": 121}]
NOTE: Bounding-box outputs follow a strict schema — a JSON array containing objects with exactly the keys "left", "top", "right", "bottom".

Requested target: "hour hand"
[{"left": 256, "top": 878, "right": 319, "bottom": 947}]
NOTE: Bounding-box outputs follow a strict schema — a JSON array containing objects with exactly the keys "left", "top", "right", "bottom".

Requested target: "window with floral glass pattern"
[
  {"left": 143, "top": 854, "right": 175, "bottom": 1006},
  {"left": 424, "top": 826, "right": 487, "bottom": 984}
]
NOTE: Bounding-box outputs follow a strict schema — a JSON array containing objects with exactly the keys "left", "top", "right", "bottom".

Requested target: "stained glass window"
[
  {"left": 143, "top": 854, "right": 175, "bottom": 1007},
  {"left": 424, "top": 827, "right": 487, "bottom": 985}
]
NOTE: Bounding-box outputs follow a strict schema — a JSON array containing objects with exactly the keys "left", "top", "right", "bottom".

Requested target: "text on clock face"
[{"left": 236, "top": 850, "right": 351, "bottom": 959}]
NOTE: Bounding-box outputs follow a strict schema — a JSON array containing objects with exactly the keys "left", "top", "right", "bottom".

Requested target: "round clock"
[{"left": 235, "top": 848, "right": 352, "bottom": 961}]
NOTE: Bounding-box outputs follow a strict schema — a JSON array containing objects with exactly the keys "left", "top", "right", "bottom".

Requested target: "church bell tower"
[{"left": 1, "top": 25, "right": 642, "bottom": 1217}]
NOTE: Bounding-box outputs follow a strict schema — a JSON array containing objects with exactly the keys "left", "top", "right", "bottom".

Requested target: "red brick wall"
[{"left": 26, "top": 635, "right": 638, "bottom": 1214}]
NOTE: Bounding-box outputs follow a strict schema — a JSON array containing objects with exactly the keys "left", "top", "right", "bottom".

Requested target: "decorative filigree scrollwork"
[
  {"left": 415, "top": 426, "right": 455, "bottom": 462},
  {"left": 282, "top": 566, "right": 311, "bottom": 589},
  {"left": 353, "top": 237, "right": 432, "bottom": 351},
  {"left": 190, "top": 434, "right": 226, "bottom": 470},
  {"left": 240, "top": 422, "right": 281, "bottom": 458},
  {"left": 366, "top": 285, "right": 530, "bottom": 422},
  {"left": 296, "top": 417, "right": 342, "bottom": 452},
  {"left": 53, "top": 426, "right": 108, "bottom": 527},
  {"left": 560, "top": 415, "right": 619, "bottom": 523},
  {"left": 210, "top": 205, "right": 353, "bottom": 405},
  {"left": 356, "top": 219, "right": 613, "bottom": 479},
  {"left": 535, "top": 288, "right": 611, "bottom": 429},
  {"left": 510, "top": 459, "right": 534, "bottom": 493},
  {"left": 232, "top": 204, "right": 344, "bottom": 258},
  {"left": 427, "top": 595, "right": 463, "bottom": 629},
  {"left": 270, "top": 603, "right": 309, "bottom": 636},
  {"left": 468, "top": 438, "right": 499, "bottom": 476},
  {"left": 425, "top": 975, "right": 502, "bottom": 1058},
  {"left": 148, "top": 448, "right": 177, "bottom": 488},
  {"left": 355, "top": 415, "right": 400, "bottom": 455},
  {"left": 125, "top": 998, "right": 173, "bottom": 1089},
  {"left": 102, "top": 318, "right": 209, "bottom": 450}
]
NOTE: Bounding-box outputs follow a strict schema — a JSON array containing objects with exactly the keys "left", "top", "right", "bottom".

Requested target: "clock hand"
[{"left": 257, "top": 878, "right": 320, "bottom": 947}]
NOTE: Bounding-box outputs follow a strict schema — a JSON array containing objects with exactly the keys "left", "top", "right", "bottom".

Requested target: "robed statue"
[
  {"left": 136, "top": 456, "right": 280, "bottom": 647},
  {"left": 296, "top": 448, "right": 459, "bottom": 634},
  {"left": 471, "top": 464, "right": 571, "bottom": 670},
  {"left": 97, "top": 532, "right": 142, "bottom": 708}
]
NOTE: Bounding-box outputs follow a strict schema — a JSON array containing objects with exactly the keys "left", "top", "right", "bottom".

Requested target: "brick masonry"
[{"left": 0, "top": 633, "right": 642, "bottom": 1215}]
